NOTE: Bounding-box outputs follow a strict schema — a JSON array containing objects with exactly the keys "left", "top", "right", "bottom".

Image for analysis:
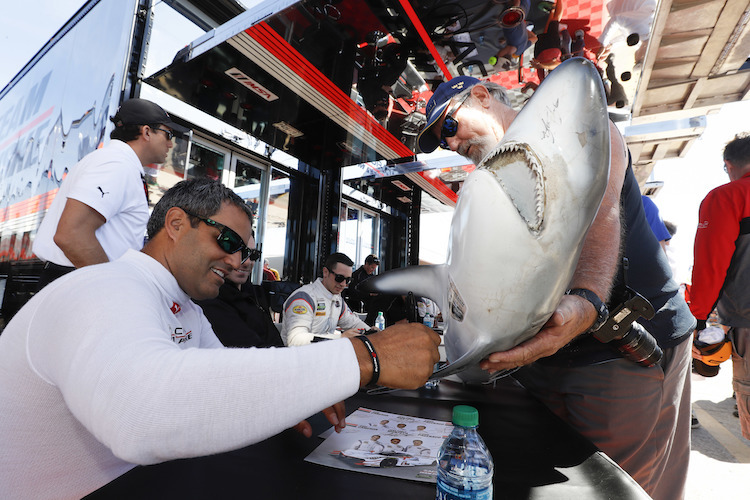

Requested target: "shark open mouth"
[{"left": 483, "top": 141, "right": 545, "bottom": 233}]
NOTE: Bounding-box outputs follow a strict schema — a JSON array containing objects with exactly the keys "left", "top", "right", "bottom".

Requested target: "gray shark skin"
[{"left": 360, "top": 59, "right": 611, "bottom": 382}]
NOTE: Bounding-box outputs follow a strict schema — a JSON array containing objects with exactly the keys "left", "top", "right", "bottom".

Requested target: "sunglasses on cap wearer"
[
  {"left": 439, "top": 94, "right": 469, "bottom": 150},
  {"left": 327, "top": 267, "right": 353, "bottom": 284},
  {"left": 152, "top": 127, "right": 174, "bottom": 140},
  {"left": 181, "top": 208, "right": 259, "bottom": 263}
]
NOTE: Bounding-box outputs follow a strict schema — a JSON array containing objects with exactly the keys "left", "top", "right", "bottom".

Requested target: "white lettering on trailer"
[{"left": 224, "top": 67, "right": 279, "bottom": 101}]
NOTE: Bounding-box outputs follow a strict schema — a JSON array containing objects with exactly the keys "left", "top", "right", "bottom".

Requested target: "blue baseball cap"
[{"left": 417, "top": 76, "right": 480, "bottom": 153}]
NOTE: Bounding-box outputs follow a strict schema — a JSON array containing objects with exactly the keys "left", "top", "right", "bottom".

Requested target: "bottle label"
[{"left": 436, "top": 482, "right": 492, "bottom": 500}]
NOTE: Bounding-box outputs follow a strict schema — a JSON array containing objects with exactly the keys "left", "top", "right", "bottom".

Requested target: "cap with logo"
[
  {"left": 417, "top": 76, "right": 480, "bottom": 154},
  {"left": 111, "top": 98, "right": 189, "bottom": 135}
]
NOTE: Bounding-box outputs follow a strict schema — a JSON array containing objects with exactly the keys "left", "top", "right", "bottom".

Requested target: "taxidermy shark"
[{"left": 359, "top": 59, "right": 611, "bottom": 382}]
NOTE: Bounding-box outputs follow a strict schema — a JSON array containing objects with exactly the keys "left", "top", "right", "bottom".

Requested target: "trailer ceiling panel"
[{"left": 147, "top": 0, "right": 434, "bottom": 170}]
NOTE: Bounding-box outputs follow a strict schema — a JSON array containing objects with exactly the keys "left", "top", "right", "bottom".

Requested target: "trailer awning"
[{"left": 146, "top": 0, "right": 532, "bottom": 204}]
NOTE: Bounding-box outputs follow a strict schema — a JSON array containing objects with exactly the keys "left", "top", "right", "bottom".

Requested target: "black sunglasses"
[
  {"left": 439, "top": 95, "right": 468, "bottom": 150},
  {"left": 153, "top": 127, "right": 174, "bottom": 140},
  {"left": 182, "top": 209, "right": 255, "bottom": 263},
  {"left": 327, "top": 267, "right": 352, "bottom": 284}
]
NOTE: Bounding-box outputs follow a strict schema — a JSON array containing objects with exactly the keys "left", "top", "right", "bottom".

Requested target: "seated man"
[
  {"left": 262, "top": 258, "right": 279, "bottom": 281},
  {"left": 0, "top": 178, "right": 440, "bottom": 499},
  {"left": 195, "top": 240, "right": 282, "bottom": 348},
  {"left": 529, "top": 2, "right": 607, "bottom": 86},
  {"left": 531, "top": 0, "right": 565, "bottom": 73},
  {"left": 494, "top": 0, "right": 538, "bottom": 68},
  {"left": 281, "top": 253, "right": 370, "bottom": 346},
  {"left": 347, "top": 254, "right": 380, "bottom": 312}
]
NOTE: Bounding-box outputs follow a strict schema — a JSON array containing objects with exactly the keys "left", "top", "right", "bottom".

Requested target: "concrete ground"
[{"left": 687, "top": 362, "right": 750, "bottom": 499}]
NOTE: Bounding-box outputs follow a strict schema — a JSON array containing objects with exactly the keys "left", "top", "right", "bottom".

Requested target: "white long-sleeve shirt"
[{"left": 0, "top": 250, "right": 360, "bottom": 500}]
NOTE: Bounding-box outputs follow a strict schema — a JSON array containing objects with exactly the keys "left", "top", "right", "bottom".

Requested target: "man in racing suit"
[
  {"left": 382, "top": 438, "right": 404, "bottom": 454},
  {"left": 281, "top": 252, "right": 370, "bottom": 346},
  {"left": 354, "top": 435, "right": 384, "bottom": 453},
  {"left": 404, "top": 439, "right": 431, "bottom": 457}
]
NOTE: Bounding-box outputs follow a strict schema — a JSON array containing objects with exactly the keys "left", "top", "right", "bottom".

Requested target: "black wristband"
[
  {"left": 695, "top": 319, "right": 707, "bottom": 331},
  {"left": 566, "top": 288, "right": 609, "bottom": 332},
  {"left": 356, "top": 335, "right": 380, "bottom": 387}
]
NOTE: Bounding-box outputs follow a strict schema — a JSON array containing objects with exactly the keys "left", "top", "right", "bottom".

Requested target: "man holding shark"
[{"left": 416, "top": 65, "right": 695, "bottom": 500}]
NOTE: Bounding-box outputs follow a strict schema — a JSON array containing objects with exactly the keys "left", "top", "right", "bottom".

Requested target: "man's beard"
[{"left": 458, "top": 136, "right": 496, "bottom": 165}]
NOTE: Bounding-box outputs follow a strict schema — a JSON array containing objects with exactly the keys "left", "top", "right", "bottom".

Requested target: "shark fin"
[{"left": 357, "top": 265, "right": 448, "bottom": 313}]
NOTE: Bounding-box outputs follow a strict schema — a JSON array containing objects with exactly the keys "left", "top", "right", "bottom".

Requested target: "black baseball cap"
[
  {"left": 111, "top": 98, "right": 189, "bottom": 135},
  {"left": 417, "top": 76, "right": 480, "bottom": 153}
]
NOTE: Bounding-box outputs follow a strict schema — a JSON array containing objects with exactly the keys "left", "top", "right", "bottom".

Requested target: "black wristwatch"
[{"left": 566, "top": 288, "right": 609, "bottom": 332}]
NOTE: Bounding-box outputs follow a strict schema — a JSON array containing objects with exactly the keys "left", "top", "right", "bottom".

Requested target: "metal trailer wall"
[{"left": 0, "top": 0, "right": 150, "bottom": 323}]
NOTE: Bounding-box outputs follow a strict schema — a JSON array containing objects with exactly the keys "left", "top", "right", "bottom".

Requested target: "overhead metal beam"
[
  {"left": 633, "top": 0, "right": 675, "bottom": 117},
  {"left": 684, "top": 77, "right": 708, "bottom": 108}
]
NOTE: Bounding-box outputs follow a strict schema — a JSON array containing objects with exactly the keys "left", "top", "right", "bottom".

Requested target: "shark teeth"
[{"left": 482, "top": 142, "right": 545, "bottom": 233}]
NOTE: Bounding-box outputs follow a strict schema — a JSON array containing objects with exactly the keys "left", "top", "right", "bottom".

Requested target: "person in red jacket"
[{"left": 690, "top": 132, "right": 750, "bottom": 437}]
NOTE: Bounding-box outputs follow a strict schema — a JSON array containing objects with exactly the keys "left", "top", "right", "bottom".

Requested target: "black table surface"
[{"left": 86, "top": 378, "right": 650, "bottom": 499}]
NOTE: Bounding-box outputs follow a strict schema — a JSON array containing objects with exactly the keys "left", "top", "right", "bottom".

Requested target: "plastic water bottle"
[
  {"left": 424, "top": 313, "right": 434, "bottom": 328},
  {"left": 436, "top": 405, "right": 493, "bottom": 500},
  {"left": 375, "top": 311, "right": 385, "bottom": 331}
]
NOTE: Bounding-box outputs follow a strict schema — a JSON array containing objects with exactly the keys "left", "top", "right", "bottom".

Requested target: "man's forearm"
[
  {"left": 54, "top": 198, "right": 108, "bottom": 267},
  {"left": 350, "top": 335, "right": 375, "bottom": 387},
  {"left": 569, "top": 122, "right": 628, "bottom": 320},
  {"left": 56, "top": 231, "right": 109, "bottom": 268},
  {"left": 571, "top": 202, "right": 621, "bottom": 302}
]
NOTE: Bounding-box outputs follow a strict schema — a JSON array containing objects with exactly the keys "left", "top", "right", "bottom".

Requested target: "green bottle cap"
[{"left": 452, "top": 405, "right": 479, "bottom": 427}]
